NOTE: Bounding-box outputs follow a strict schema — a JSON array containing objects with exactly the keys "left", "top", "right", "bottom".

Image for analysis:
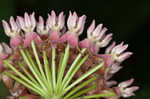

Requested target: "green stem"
[
  {"left": 51, "top": 47, "right": 56, "bottom": 90},
  {"left": 4, "top": 71, "right": 44, "bottom": 96},
  {"left": 4, "top": 70, "right": 45, "bottom": 96},
  {"left": 3, "top": 60, "right": 43, "bottom": 92},
  {"left": 63, "top": 61, "right": 104, "bottom": 94},
  {"left": 62, "top": 48, "right": 86, "bottom": 86},
  {"left": 70, "top": 84, "right": 96, "bottom": 99},
  {"left": 56, "top": 44, "right": 70, "bottom": 92},
  {"left": 63, "top": 54, "right": 89, "bottom": 89},
  {"left": 64, "top": 76, "right": 97, "bottom": 99},
  {"left": 42, "top": 50, "right": 53, "bottom": 93},
  {"left": 31, "top": 41, "right": 47, "bottom": 82},
  {"left": 18, "top": 62, "right": 37, "bottom": 84},
  {"left": 19, "top": 47, "right": 48, "bottom": 94}
]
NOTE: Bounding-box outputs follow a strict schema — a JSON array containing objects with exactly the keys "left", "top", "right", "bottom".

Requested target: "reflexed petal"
[
  {"left": 10, "top": 35, "right": 22, "bottom": 48},
  {"left": 68, "top": 33, "right": 78, "bottom": 48},
  {"left": 24, "top": 32, "right": 41, "bottom": 48},
  {"left": 79, "top": 39, "right": 92, "bottom": 49},
  {"left": 49, "top": 31, "right": 61, "bottom": 43}
]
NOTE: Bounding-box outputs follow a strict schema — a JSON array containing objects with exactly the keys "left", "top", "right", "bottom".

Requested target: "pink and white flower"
[
  {"left": 114, "top": 78, "right": 139, "bottom": 97},
  {"left": 106, "top": 42, "right": 133, "bottom": 63},
  {"left": 79, "top": 20, "right": 112, "bottom": 54},
  {"left": 36, "top": 16, "right": 49, "bottom": 35},
  {"left": 60, "top": 11, "right": 86, "bottom": 48},
  {"left": 47, "top": 11, "right": 65, "bottom": 45},
  {"left": 2, "top": 17, "right": 22, "bottom": 48},
  {"left": 17, "top": 12, "right": 42, "bottom": 48},
  {"left": 99, "top": 42, "right": 132, "bottom": 66}
]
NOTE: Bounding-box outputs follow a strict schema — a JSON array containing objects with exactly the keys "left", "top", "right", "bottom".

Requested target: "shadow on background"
[{"left": 0, "top": 0, "right": 150, "bottom": 98}]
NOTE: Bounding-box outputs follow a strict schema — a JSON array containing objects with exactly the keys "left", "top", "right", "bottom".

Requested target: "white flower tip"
[
  {"left": 24, "top": 12, "right": 29, "bottom": 18},
  {"left": 51, "top": 10, "right": 56, "bottom": 16},
  {"left": 10, "top": 16, "right": 15, "bottom": 22},
  {"left": 69, "top": 11, "right": 72, "bottom": 16},
  {"left": 129, "top": 78, "right": 134, "bottom": 84},
  {"left": 31, "top": 12, "right": 35, "bottom": 16},
  {"left": 38, "top": 16, "right": 44, "bottom": 24},
  {"left": 87, "top": 20, "right": 96, "bottom": 35},
  {"left": 73, "top": 11, "right": 78, "bottom": 17},
  {"left": 59, "top": 11, "right": 64, "bottom": 17}
]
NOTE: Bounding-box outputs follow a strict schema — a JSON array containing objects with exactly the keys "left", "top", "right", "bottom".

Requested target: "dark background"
[{"left": 0, "top": 0, "right": 150, "bottom": 99}]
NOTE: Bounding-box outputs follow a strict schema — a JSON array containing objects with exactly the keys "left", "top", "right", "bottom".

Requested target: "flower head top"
[{"left": 0, "top": 10, "right": 139, "bottom": 99}]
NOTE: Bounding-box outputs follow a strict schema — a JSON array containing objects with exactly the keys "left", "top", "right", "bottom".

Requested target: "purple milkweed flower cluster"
[{"left": 0, "top": 10, "right": 139, "bottom": 99}]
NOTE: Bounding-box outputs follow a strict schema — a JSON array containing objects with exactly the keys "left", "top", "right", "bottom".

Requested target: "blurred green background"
[{"left": 0, "top": 0, "right": 150, "bottom": 99}]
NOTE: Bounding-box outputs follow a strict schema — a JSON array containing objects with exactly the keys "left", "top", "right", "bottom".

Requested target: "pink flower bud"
[{"left": 23, "top": 32, "right": 42, "bottom": 48}]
